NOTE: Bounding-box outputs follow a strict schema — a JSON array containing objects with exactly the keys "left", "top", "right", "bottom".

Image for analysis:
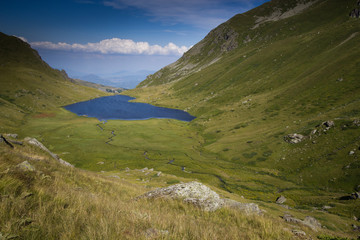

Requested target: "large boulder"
[
  {"left": 139, "top": 181, "right": 223, "bottom": 211},
  {"left": 138, "top": 181, "right": 262, "bottom": 214}
]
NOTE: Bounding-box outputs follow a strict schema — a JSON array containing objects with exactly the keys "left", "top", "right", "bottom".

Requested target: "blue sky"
[{"left": 0, "top": 0, "right": 269, "bottom": 87}]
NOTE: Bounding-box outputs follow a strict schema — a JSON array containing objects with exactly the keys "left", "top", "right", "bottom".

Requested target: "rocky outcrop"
[
  {"left": 276, "top": 195, "right": 287, "bottom": 204},
  {"left": 284, "top": 133, "right": 305, "bottom": 144},
  {"left": 282, "top": 214, "right": 321, "bottom": 231},
  {"left": 16, "top": 161, "right": 36, "bottom": 172},
  {"left": 137, "top": 181, "right": 262, "bottom": 214},
  {"left": 24, "top": 137, "right": 73, "bottom": 167}
]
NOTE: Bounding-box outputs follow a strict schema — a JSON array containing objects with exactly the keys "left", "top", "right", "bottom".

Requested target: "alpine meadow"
[{"left": 1, "top": 0, "right": 360, "bottom": 239}]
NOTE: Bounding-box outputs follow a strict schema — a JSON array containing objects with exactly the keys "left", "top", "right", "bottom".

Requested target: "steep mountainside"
[
  {"left": 128, "top": 0, "right": 360, "bottom": 208},
  {"left": 0, "top": 33, "right": 107, "bottom": 131}
]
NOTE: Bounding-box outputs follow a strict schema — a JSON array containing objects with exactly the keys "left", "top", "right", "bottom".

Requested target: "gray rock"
[
  {"left": 282, "top": 214, "right": 321, "bottom": 231},
  {"left": 283, "top": 214, "right": 302, "bottom": 224},
  {"left": 354, "top": 119, "right": 360, "bottom": 127},
  {"left": 24, "top": 137, "right": 74, "bottom": 167},
  {"left": 352, "top": 224, "right": 360, "bottom": 231},
  {"left": 138, "top": 181, "right": 262, "bottom": 213},
  {"left": 284, "top": 133, "right": 305, "bottom": 144},
  {"left": 292, "top": 229, "right": 306, "bottom": 237},
  {"left": 350, "top": 8, "right": 360, "bottom": 18},
  {"left": 156, "top": 171, "right": 162, "bottom": 177},
  {"left": 276, "top": 195, "right": 287, "bottom": 204},
  {"left": 16, "top": 161, "right": 36, "bottom": 172},
  {"left": 303, "top": 216, "right": 321, "bottom": 230},
  {"left": 223, "top": 198, "right": 262, "bottom": 215},
  {"left": 323, "top": 121, "right": 335, "bottom": 128},
  {"left": 349, "top": 150, "right": 355, "bottom": 155},
  {"left": 351, "top": 192, "right": 360, "bottom": 199},
  {"left": 322, "top": 205, "right": 332, "bottom": 210},
  {"left": 3, "top": 133, "right": 18, "bottom": 139}
]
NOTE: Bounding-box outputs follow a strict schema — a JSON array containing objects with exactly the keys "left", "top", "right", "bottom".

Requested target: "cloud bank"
[{"left": 30, "top": 38, "right": 190, "bottom": 56}]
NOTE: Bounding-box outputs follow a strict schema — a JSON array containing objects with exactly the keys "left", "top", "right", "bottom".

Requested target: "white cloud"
[
  {"left": 30, "top": 38, "right": 190, "bottom": 56},
  {"left": 14, "top": 36, "right": 28, "bottom": 43}
]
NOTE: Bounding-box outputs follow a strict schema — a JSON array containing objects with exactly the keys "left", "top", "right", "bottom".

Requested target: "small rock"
[
  {"left": 350, "top": 150, "right": 355, "bottom": 155},
  {"left": 282, "top": 214, "right": 302, "bottom": 224},
  {"left": 223, "top": 199, "right": 262, "bottom": 215},
  {"left": 141, "top": 167, "right": 148, "bottom": 172},
  {"left": 351, "top": 192, "right": 360, "bottom": 199},
  {"left": 276, "top": 195, "right": 287, "bottom": 204},
  {"left": 156, "top": 171, "right": 162, "bottom": 177},
  {"left": 284, "top": 133, "right": 305, "bottom": 144},
  {"left": 352, "top": 224, "right": 360, "bottom": 231},
  {"left": 353, "top": 119, "right": 360, "bottom": 127},
  {"left": 322, "top": 205, "right": 332, "bottom": 210},
  {"left": 292, "top": 229, "right": 306, "bottom": 237},
  {"left": 125, "top": 167, "right": 130, "bottom": 172},
  {"left": 323, "top": 121, "right": 335, "bottom": 128},
  {"left": 303, "top": 216, "right": 321, "bottom": 230},
  {"left": 97, "top": 161, "right": 104, "bottom": 165},
  {"left": 4, "top": 133, "right": 18, "bottom": 139},
  {"left": 16, "top": 161, "right": 36, "bottom": 172}
]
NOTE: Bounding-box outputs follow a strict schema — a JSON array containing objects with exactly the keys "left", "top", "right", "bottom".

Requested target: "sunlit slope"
[
  {"left": 0, "top": 33, "right": 107, "bottom": 131},
  {"left": 128, "top": 0, "right": 360, "bottom": 192}
]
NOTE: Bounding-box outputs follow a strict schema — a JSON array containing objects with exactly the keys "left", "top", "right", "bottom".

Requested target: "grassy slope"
[
  {"left": 0, "top": 141, "right": 351, "bottom": 239},
  {"left": 0, "top": 33, "right": 108, "bottom": 132},
  {"left": 124, "top": 0, "right": 360, "bottom": 231}
]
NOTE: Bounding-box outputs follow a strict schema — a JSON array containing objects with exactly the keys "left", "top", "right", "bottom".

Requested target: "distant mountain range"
[{"left": 73, "top": 70, "right": 153, "bottom": 89}]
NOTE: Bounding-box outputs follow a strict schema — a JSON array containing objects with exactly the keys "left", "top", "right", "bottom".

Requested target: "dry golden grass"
[{"left": 0, "top": 143, "right": 333, "bottom": 239}]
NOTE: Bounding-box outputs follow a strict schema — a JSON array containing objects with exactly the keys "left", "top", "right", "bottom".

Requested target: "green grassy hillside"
[
  {"left": 128, "top": 0, "right": 360, "bottom": 193},
  {"left": 125, "top": 0, "right": 360, "bottom": 231},
  {"left": 0, "top": 33, "right": 108, "bottom": 132}
]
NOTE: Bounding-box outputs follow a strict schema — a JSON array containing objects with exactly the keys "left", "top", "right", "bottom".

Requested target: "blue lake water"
[{"left": 64, "top": 95, "right": 196, "bottom": 122}]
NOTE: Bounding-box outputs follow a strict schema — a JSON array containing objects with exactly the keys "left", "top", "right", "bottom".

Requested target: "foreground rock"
[
  {"left": 24, "top": 137, "right": 74, "bottom": 167},
  {"left": 137, "top": 181, "right": 262, "bottom": 214}
]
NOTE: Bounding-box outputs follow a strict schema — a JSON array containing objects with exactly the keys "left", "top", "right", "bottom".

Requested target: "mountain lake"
[{"left": 64, "top": 95, "right": 196, "bottom": 122}]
